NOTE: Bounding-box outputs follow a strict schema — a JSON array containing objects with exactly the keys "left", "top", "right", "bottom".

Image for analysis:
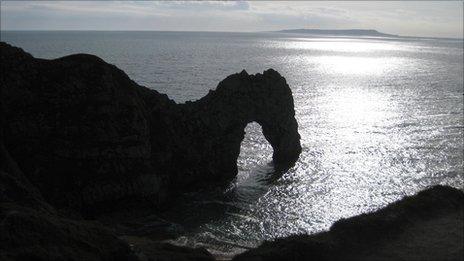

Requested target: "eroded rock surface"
[
  {"left": 0, "top": 41, "right": 302, "bottom": 261},
  {"left": 0, "top": 99, "right": 133, "bottom": 261},
  {"left": 0, "top": 42, "right": 301, "bottom": 215}
]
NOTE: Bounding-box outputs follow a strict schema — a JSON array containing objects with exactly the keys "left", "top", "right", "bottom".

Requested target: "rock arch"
[
  {"left": 170, "top": 69, "right": 302, "bottom": 187},
  {"left": 1, "top": 42, "right": 301, "bottom": 213}
]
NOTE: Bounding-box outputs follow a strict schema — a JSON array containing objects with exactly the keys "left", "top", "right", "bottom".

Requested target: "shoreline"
[{"left": 1, "top": 41, "right": 462, "bottom": 261}]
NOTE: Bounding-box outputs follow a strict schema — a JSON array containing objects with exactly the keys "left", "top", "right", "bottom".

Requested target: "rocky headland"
[
  {"left": 0, "top": 42, "right": 301, "bottom": 216},
  {"left": 0, "top": 41, "right": 300, "bottom": 260},
  {"left": 1, "top": 42, "right": 462, "bottom": 260}
]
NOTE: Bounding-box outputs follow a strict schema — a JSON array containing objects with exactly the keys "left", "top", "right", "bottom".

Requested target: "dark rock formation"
[
  {"left": 1, "top": 123, "right": 212, "bottom": 261},
  {"left": 0, "top": 96, "right": 133, "bottom": 261},
  {"left": 173, "top": 69, "right": 301, "bottom": 186},
  {"left": 124, "top": 236, "right": 214, "bottom": 261},
  {"left": 0, "top": 41, "right": 301, "bottom": 260},
  {"left": 0, "top": 205, "right": 133, "bottom": 261},
  {"left": 0, "top": 42, "right": 301, "bottom": 215},
  {"left": 233, "top": 185, "right": 464, "bottom": 261}
]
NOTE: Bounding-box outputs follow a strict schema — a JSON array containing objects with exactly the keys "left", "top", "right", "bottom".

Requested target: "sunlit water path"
[{"left": 2, "top": 31, "right": 462, "bottom": 257}]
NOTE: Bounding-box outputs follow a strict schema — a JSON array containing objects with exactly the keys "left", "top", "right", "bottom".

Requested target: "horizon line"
[{"left": 1, "top": 29, "right": 462, "bottom": 40}]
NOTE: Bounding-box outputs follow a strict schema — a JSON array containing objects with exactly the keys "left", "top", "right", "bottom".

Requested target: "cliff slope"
[{"left": 0, "top": 42, "right": 301, "bottom": 215}]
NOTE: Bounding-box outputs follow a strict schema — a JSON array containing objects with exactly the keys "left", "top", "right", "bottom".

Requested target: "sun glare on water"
[
  {"left": 317, "top": 56, "right": 397, "bottom": 75},
  {"left": 327, "top": 88, "right": 391, "bottom": 126}
]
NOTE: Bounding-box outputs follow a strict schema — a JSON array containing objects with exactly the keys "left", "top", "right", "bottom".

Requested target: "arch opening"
[{"left": 234, "top": 122, "right": 274, "bottom": 190}]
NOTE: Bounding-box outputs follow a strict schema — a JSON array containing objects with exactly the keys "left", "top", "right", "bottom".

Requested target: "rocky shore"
[
  {"left": 0, "top": 41, "right": 300, "bottom": 260},
  {"left": 234, "top": 185, "right": 463, "bottom": 261},
  {"left": 1, "top": 42, "right": 462, "bottom": 260}
]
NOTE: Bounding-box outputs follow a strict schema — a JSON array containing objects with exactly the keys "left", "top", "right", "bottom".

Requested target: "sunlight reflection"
[
  {"left": 283, "top": 39, "right": 403, "bottom": 53},
  {"left": 316, "top": 56, "right": 397, "bottom": 75},
  {"left": 326, "top": 88, "right": 391, "bottom": 126}
]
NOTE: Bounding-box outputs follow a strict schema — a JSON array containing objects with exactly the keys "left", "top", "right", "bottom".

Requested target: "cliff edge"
[{"left": 0, "top": 42, "right": 301, "bottom": 216}]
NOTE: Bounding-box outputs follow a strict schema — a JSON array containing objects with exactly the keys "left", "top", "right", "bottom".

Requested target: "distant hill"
[{"left": 275, "top": 29, "right": 398, "bottom": 37}]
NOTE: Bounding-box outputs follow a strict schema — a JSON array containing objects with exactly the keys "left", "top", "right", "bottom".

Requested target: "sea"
[{"left": 2, "top": 31, "right": 463, "bottom": 258}]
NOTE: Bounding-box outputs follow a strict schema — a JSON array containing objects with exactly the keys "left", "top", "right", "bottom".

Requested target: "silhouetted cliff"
[
  {"left": 1, "top": 41, "right": 301, "bottom": 261},
  {"left": 0, "top": 42, "right": 301, "bottom": 216}
]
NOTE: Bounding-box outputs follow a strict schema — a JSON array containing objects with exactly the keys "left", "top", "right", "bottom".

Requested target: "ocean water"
[{"left": 2, "top": 31, "right": 463, "bottom": 257}]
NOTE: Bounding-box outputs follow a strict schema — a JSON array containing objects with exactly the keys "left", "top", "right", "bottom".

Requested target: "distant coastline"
[
  {"left": 274, "top": 28, "right": 398, "bottom": 37},
  {"left": 271, "top": 28, "right": 463, "bottom": 40}
]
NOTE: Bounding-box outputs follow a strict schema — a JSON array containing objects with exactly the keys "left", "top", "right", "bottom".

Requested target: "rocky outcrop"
[
  {"left": 0, "top": 205, "right": 133, "bottom": 261},
  {"left": 123, "top": 236, "right": 214, "bottom": 261},
  {"left": 0, "top": 124, "right": 212, "bottom": 261},
  {"left": 172, "top": 69, "right": 301, "bottom": 187},
  {"left": 0, "top": 98, "right": 134, "bottom": 261},
  {"left": 0, "top": 42, "right": 301, "bottom": 215},
  {"left": 0, "top": 41, "right": 301, "bottom": 260},
  {"left": 233, "top": 185, "right": 464, "bottom": 261}
]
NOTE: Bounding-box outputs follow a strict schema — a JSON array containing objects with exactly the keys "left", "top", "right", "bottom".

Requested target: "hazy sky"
[{"left": 1, "top": 1, "right": 463, "bottom": 38}]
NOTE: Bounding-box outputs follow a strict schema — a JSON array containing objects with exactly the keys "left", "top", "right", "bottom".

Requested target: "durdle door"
[{"left": 0, "top": 42, "right": 301, "bottom": 216}]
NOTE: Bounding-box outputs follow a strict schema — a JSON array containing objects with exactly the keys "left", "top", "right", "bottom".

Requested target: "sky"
[{"left": 1, "top": 1, "right": 463, "bottom": 38}]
